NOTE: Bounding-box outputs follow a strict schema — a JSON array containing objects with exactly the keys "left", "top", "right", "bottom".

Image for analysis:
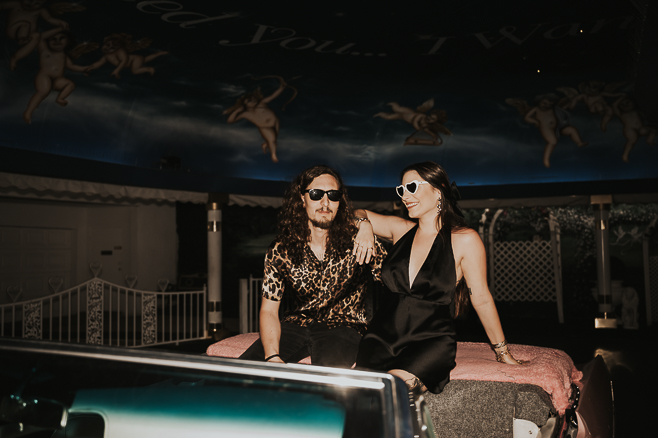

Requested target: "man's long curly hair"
[{"left": 278, "top": 165, "right": 356, "bottom": 264}]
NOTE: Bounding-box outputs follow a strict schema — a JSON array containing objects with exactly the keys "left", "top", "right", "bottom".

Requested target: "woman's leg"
[{"left": 389, "top": 369, "right": 427, "bottom": 393}]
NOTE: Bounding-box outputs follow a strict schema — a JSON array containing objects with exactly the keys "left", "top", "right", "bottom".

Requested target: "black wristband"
[{"left": 265, "top": 354, "right": 282, "bottom": 362}]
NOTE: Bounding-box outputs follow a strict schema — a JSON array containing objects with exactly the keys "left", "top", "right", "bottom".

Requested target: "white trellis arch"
[{"left": 480, "top": 209, "right": 564, "bottom": 323}]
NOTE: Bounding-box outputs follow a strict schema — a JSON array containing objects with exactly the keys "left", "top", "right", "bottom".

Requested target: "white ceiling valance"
[
  {"left": 227, "top": 193, "right": 397, "bottom": 212},
  {"left": 227, "top": 192, "right": 658, "bottom": 211},
  {"left": 0, "top": 172, "right": 208, "bottom": 205},
  {"left": 2, "top": 172, "right": 656, "bottom": 209}
]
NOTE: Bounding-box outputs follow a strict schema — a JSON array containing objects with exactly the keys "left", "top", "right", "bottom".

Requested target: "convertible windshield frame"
[{"left": 0, "top": 337, "right": 413, "bottom": 438}]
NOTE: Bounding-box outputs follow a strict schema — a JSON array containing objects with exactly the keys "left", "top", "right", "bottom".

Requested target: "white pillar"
[
  {"left": 207, "top": 201, "right": 223, "bottom": 337},
  {"left": 592, "top": 195, "right": 617, "bottom": 329}
]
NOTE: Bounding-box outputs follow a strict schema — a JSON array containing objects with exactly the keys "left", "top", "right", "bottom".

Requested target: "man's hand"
[
  {"left": 265, "top": 354, "right": 285, "bottom": 364},
  {"left": 354, "top": 219, "right": 375, "bottom": 265}
]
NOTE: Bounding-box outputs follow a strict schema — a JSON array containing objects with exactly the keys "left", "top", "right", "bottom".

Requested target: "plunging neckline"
[{"left": 407, "top": 226, "right": 441, "bottom": 289}]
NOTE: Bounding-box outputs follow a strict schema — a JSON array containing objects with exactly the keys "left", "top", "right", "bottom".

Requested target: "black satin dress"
[{"left": 356, "top": 225, "right": 457, "bottom": 393}]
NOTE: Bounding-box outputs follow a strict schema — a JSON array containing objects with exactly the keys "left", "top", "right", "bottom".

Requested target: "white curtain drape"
[{"left": 0, "top": 172, "right": 208, "bottom": 205}]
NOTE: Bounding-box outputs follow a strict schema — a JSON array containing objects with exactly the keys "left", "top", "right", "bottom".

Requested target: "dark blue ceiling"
[{"left": 1, "top": 0, "right": 656, "bottom": 200}]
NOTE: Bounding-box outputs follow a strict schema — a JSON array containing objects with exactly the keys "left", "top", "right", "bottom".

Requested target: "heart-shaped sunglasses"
[{"left": 395, "top": 180, "right": 429, "bottom": 197}]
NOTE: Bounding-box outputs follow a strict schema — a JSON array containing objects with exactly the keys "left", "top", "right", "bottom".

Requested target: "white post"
[
  {"left": 239, "top": 278, "right": 248, "bottom": 334},
  {"left": 643, "top": 238, "right": 652, "bottom": 326},
  {"left": 548, "top": 214, "right": 564, "bottom": 324},
  {"left": 642, "top": 238, "right": 652, "bottom": 326},
  {"left": 592, "top": 195, "right": 616, "bottom": 329},
  {"left": 488, "top": 209, "right": 504, "bottom": 297},
  {"left": 207, "top": 200, "right": 223, "bottom": 338}
]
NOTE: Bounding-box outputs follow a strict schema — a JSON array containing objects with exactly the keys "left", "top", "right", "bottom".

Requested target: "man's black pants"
[{"left": 239, "top": 321, "right": 361, "bottom": 368}]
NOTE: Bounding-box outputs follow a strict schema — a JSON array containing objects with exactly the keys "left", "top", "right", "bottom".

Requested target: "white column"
[
  {"left": 207, "top": 201, "right": 222, "bottom": 337},
  {"left": 592, "top": 195, "right": 617, "bottom": 328}
]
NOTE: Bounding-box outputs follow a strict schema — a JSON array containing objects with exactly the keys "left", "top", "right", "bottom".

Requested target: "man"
[{"left": 240, "top": 165, "right": 385, "bottom": 367}]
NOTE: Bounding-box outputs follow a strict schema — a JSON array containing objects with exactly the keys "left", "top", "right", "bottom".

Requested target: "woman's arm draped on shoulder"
[
  {"left": 354, "top": 209, "right": 414, "bottom": 244},
  {"left": 455, "top": 229, "right": 521, "bottom": 365}
]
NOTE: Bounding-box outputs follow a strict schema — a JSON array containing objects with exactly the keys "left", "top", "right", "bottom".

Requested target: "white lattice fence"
[
  {"left": 492, "top": 241, "right": 557, "bottom": 302},
  {"left": 239, "top": 276, "right": 302, "bottom": 334},
  {"left": 239, "top": 276, "right": 263, "bottom": 334}
]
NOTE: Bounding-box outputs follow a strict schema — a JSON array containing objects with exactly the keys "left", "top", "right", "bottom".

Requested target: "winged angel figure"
[
  {"left": 84, "top": 33, "right": 168, "bottom": 79},
  {"left": 223, "top": 75, "right": 298, "bottom": 163},
  {"left": 23, "top": 28, "right": 97, "bottom": 123},
  {"left": 506, "top": 94, "right": 587, "bottom": 168},
  {"left": 557, "top": 81, "right": 626, "bottom": 132},
  {"left": 374, "top": 99, "right": 452, "bottom": 146},
  {"left": 1, "top": 0, "right": 85, "bottom": 70}
]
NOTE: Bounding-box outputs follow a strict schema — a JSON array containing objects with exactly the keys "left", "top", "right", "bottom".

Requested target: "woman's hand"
[{"left": 353, "top": 220, "right": 375, "bottom": 265}]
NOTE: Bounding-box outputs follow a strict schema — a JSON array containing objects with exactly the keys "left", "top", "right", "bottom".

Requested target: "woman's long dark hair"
[
  {"left": 278, "top": 165, "right": 355, "bottom": 264},
  {"left": 401, "top": 161, "right": 471, "bottom": 316}
]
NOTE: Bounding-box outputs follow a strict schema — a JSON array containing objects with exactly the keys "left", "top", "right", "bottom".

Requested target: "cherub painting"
[
  {"left": 0, "top": 0, "right": 84, "bottom": 70},
  {"left": 506, "top": 93, "right": 587, "bottom": 168},
  {"left": 84, "top": 33, "right": 168, "bottom": 79},
  {"left": 23, "top": 27, "right": 95, "bottom": 124},
  {"left": 374, "top": 99, "right": 452, "bottom": 146},
  {"left": 612, "top": 95, "right": 657, "bottom": 162},
  {"left": 558, "top": 81, "right": 626, "bottom": 132},
  {"left": 223, "top": 76, "right": 297, "bottom": 163}
]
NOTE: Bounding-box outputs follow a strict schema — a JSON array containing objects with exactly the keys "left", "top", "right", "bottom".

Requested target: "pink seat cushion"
[
  {"left": 450, "top": 342, "right": 582, "bottom": 414},
  {"left": 207, "top": 333, "right": 582, "bottom": 413}
]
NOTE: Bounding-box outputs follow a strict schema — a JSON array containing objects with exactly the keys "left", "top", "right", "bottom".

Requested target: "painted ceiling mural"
[{"left": 1, "top": 0, "right": 655, "bottom": 197}]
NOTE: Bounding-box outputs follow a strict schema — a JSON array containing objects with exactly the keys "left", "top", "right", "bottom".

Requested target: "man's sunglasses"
[
  {"left": 305, "top": 189, "right": 342, "bottom": 202},
  {"left": 396, "top": 180, "right": 429, "bottom": 197}
]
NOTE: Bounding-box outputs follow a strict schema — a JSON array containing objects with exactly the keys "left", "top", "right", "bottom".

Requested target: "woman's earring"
[{"left": 437, "top": 198, "right": 443, "bottom": 213}]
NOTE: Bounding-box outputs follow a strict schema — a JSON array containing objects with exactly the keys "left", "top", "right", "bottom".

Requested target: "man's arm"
[
  {"left": 258, "top": 297, "right": 284, "bottom": 362},
  {"left": 259, "top": 240, "right": 286, "bottom": 363}
]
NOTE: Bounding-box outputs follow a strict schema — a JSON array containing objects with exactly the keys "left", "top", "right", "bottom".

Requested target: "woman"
[{"left": 354, "top": 161, "right": 521, "bottom": 395}]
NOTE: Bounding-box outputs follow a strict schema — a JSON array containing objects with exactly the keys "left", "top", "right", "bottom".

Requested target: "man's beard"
[
  {"left": 310, "top": 208, "right": 335, "bottom": 229},
  {"left": 310, "top": 217, "right": 333, "bottom": 229}
]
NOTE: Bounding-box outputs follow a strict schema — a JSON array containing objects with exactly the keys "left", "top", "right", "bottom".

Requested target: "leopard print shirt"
[{"left": 262, "top": 235, "right": 386, "bottom": 335}]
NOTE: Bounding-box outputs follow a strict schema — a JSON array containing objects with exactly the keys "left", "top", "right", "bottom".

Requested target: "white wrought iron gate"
[{"left": 1, "top": 278, "right": 207, "bottom": 347}]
